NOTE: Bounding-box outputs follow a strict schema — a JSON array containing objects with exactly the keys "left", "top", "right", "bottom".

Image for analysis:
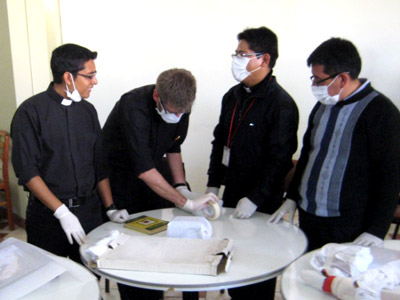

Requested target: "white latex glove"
[
  {"left": 183, "top": 193, "right": 219, "bottom": 211},
  {"left": 107, "top": 209, "right": 129, "bottom": 223},
  {"left": 205, "top": 187, "right": 223, "bottom": 208},
  {"left": 205, "top": 186, "right": 219, "bottom": 197},
  {"left": 268, "top": 199, "right": 297, "bottom": 224},
  {"left": 54, "top": 204, "right": 86, "bottom": 245},
  {"left": 176, "top": 186, "right": 206, "bottom": 216},
  {"left": 176, "top": 185, "right": 202, "bottom": 199},
  {"left": 234, "top": 197, "right": 257, "bottom": 219},
  {"left": 353, "top": 232, "right": 383, "bottom": 247}
]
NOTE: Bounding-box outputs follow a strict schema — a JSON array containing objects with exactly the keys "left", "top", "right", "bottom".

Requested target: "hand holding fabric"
[
  {"left": 107, "top": 209, "right": 130, "bottom": 223},
  {"left": 233, "top": 197, "right": 257, "bottom": 219},
  {"left": 268, "top": 199, "right": 297, "bottom": 224},
  {"left": 54, "top": 204, "right": 86, "bottom": 245},
  {"left": 353, "top": 232, "right": 383, "bottom": 247}
]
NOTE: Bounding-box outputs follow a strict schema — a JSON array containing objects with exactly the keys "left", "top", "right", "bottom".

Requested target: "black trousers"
[
  {"left": 26, "top": 194, "right": 103, "bottom": 264},
  {"left": 228, "top": 278, "right": 276, "bottom": 300},
  {"left": 299, "top": 208, "right": 365, "bottom": 251}
]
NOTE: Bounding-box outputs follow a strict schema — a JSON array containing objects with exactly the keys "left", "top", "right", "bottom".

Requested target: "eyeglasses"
[
  {"left": 310, "top": 72, "right": 347, "bottom": 86},
  {"left": 231, "top": 52, "right": 264, "bottom": 58},
  {"left": 159, "top": 99, "right": 188, "bottom": 115},
  {"left": 77, "top": 71, "right": 97, "bottom": 80}
]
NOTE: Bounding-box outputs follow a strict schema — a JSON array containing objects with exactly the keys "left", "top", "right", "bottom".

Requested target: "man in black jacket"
[{"left": 206, "top": 27, "right": 299, "bottom": 300}]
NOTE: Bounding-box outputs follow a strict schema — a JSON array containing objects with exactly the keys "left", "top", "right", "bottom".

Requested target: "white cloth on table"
[{"left": 167, "top": 216, "right": 213, "bottom": 239}]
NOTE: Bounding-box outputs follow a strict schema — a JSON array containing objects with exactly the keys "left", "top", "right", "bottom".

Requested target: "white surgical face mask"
[
  {"left": 155, "top": 100, "right": 183, "bottom": 124},
  {"left": 231, "top": 56, "right": 261, "bottom": 82},
  {"left": 65, "top": 73, "right": 82, "bottom": 102},
  {"left": 311, "top": 75, "right": 343, "bottom": 105}
]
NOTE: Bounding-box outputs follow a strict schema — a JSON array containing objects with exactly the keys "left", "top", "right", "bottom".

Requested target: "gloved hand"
[
  {"left": 107, "top": 209, "right": 129, "bottom": 223},
  {"left": 183, "top": 193, "right": 219, "bottom": 211},
  {"left": 205, "top": 187, "right": 223, "bottom": 208},
  {"left": 353, "top": 232, "right": 383, "bottom": 247},
  {"left": 268, "top": 199, "right": 297, "bottom": 224},
  {"left": 54, "top": 204, "right": 86, "bottom": 245},
  {"left": 176, "top": 185, "right": 202, "bottom": 199},
  {"left": 205, "top": 186, "right": 220, "bottom": 197},
  {"left": 234, "top": 197, "right": 257, "bottom": 219}
]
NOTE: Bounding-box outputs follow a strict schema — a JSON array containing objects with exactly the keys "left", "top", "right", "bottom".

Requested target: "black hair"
[
  {"left": 50, "top": 43, "right": 97, "bottom": 83},
  {"left": 307, "top": 38, "right": 361, "bottom": 79},
  {"left": 238, "top": 26, "right": 278, "bottom": 68}
]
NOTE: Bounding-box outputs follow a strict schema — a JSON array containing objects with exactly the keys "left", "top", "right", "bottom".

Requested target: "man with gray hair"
[{"left": 102, "top": 68, "right": 217, "bottom": 300}]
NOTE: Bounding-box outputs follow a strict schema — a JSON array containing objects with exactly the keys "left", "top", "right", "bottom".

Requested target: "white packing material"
[
  {"left": 85, "top": 230, "right": 121, "bottom": 261},
  {"left": 301, "top": 260, "right": 400, "bottom": 300},
  {"left": 310, "top": 243, "right": 373, "bottom": 277},
  {"left": 167, "top": 216, "right": 213, "bottom": 239},
  {"left": 354, "top": 259, "right": 400, "bottom": 300},
  {"left": 92, "top": 233, "right": 233, "bottom": 276},
  {"left": 0, "top": 238, "right": 66, "bottom": 300},
  {"left": 302, "top": 243, "right": 400, "bottom": 300}
]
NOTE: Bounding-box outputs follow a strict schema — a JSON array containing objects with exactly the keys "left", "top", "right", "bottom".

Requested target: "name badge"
[{"left": 222, "top": 146, "right": 230, "bottom": 167}]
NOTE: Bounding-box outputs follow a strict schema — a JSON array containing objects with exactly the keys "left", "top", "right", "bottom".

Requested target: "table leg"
[{"left": 182, "top": 291, "right": 199, "bottom": 300}]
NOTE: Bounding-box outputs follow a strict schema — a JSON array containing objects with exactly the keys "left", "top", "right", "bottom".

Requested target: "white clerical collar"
[
  {"left": 61, "top": 99, "right": 73, "bottom": 106},
  {"left": 243, "top": 86, "right": 252, "bottom": 93}
]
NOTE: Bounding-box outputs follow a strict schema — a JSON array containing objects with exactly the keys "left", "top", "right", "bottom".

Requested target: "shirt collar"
[
  {"left": 241, "top": 70, "right": 273, "bottom": 95},
  {"left": 343, "top": 78, "right": 370, "bottom": 101},
  {"left": 47, "top": 82, "right": 74, "bottom": 106}
]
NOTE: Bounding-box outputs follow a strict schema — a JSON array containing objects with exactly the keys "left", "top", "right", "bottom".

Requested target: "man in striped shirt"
[{"left": 269, "top": 38, "right": 400, "bottom": 251}]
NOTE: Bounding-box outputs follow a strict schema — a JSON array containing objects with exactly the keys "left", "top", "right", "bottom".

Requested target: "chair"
[{"left": 0, "top": 130, "right": 15, "bottom": 230}]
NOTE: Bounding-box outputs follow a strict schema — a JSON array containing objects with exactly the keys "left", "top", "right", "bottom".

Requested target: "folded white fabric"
[
  {"left": 167, "top": 216, "right": 213, "bottom": 239},
  {"left": 85, "top": 230, "right": 120, "bottom": 261},
  {"left": 310, "top": 243, "right": 373, "bottom": 277}
]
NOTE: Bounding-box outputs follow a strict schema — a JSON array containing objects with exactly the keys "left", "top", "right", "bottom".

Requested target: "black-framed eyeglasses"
[
  {"left": 231, "top": 52, "right": 264, "bottom": 59},
  {"left": 77, "top": 71, "right": 97, "bottom": 80},
  {"left": 310, "top": 72, "right": 340, "bottom": 85}
]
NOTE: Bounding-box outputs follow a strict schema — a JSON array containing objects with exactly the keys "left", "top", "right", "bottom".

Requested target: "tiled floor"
[{"left": 1, "top": 220, "right": 399, "bottom": 300}]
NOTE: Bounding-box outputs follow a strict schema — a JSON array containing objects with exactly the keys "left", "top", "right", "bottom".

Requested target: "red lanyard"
[{"left": 226, "top": 98, "right": 257, "bottom": 147}]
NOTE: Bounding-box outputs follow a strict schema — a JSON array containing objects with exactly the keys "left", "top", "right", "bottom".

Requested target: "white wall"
[{"left": 59, "top": 0, "right": 400, "bottom": 193}]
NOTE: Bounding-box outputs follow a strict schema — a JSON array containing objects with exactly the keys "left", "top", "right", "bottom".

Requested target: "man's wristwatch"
[
  {"left": 106, "top": 203, "right": 117, "bottom": 211},
  {"left": 173, "top": 183, "right": 187, "bottom": 188}
]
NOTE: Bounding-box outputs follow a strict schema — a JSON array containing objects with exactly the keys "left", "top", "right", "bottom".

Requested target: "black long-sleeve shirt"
[
  {"left": 11, "top": 83, "right": 106, "bottom": 199},
  {"left": 207, "top": 73, "right": 299, "bottom": 213},
  {"left": 101, "top": 85, "right": 189, "bottom": 209}
]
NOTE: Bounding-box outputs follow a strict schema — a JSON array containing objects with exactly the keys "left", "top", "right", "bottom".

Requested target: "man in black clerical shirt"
[{"left": 11, "top": 43, "right": 128, "bottom": 264}]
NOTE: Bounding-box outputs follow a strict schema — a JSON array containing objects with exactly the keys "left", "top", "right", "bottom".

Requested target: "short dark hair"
[
  {"left": 156, "top": 68, "right": 196, "bottom": 112},
  {"left": 51, "top": 43, "right": 97, "bottom": 83},
  {"left": 238, "top": 26, "right": 279, "bottom": 69},
  {"left": 307, "top": 38, "right": 362, "bottom": 79}
]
